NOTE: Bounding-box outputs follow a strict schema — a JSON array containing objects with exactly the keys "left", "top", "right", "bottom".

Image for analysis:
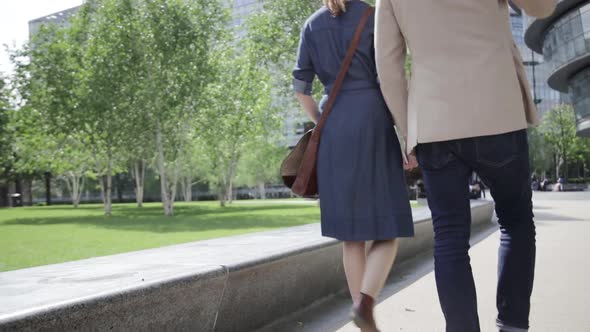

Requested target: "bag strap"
[{"left": 313, "top": 6, "right": 375, "bottom": 135}]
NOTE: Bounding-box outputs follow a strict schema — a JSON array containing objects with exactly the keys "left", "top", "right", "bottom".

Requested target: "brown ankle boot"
[{"left": 351, "top": 293, "right": 380, "bottom": 332}]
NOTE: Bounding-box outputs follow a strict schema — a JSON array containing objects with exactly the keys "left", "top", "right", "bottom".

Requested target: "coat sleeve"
[
  {"left": 375, "top": 0, "right": 408, "bottom": 139},
  {"left": 510, "top": 0, "right": 557, "bottom": 18}
]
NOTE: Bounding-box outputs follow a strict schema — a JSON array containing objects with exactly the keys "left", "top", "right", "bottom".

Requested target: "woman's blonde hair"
[{"left": 324, "top": 0, "right": 347, "bottom": 16}]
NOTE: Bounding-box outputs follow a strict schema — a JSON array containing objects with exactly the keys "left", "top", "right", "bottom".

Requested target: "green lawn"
[
  {"left": 0, "top": 201, "right": 321, "bottom": 272},
  {"left": 0, "top": 200, "right": 420, "bottom": 272}
]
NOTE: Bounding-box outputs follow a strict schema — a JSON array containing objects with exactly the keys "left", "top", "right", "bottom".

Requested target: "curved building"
[
  {"left": 525, "top": 0, "right": 590, "bottom": 136},
  {"left": 511, "top": 6, "right": 562, "bottom": 117}
]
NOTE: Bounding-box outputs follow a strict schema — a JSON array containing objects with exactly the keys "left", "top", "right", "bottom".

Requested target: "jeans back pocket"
[
  {"left": 475, "top": 131, "right": 521, "bottom": 168},
  {"left": 417, "top": 142, "right": 455, "bottom": 171}
]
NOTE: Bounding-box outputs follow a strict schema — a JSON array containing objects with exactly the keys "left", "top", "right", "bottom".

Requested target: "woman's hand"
[
  {"left": 295, "top": 92, "right": 321, "bottom": 124},
  {"left": 403, "top": 153, "right": 418, "bottom": 170}
]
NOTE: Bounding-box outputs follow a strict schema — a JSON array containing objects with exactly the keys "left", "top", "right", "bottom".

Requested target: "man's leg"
[
  {"left": 471, "top": 130, "right": 535, "bottom": 331},
  {"left": 417, "top": 142, "right": 480, "bottom": 332}
]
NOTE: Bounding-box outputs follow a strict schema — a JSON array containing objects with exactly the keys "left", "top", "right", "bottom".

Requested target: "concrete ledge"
[{"left": 0, "top": 201, "right": 494, "bottom": 332}]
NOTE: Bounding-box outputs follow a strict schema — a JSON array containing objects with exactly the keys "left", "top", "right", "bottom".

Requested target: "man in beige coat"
[{"left": 375, "top": 0, "right": 557, "bottom": 331}]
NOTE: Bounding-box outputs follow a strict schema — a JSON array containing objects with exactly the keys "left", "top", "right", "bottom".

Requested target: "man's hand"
[{"left": 404, "top": 153, "right": 418, "bottom": 170}]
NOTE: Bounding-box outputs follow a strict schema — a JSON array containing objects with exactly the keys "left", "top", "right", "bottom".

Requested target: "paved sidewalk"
[{"left": 261, "top": 191, "right": 590, "bottom": 332}]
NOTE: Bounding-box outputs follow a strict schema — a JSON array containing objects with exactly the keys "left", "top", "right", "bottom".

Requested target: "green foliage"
[
  {"left": 538, "top": 104, "right": 589, "bottom": 179},
  {"left": 527, "top": 127, "right": 552, "bottom": 177},
  {"left": 200, "top": 45, "right": 276, "bottom": 204},
  {"left": 136, "top": 0, "right": 228, "bottom": 214},
  {"left": 236, "top": 138, "right": 288, "bottom": 188},
  {"left": 7, "top": 0, "right": 399, "bottom": 210},
  {"left": 0, "top": 76, "right": 14, "bottom": 180},
  {"left": 245, "top": 0, "right": 322, "bottom": 103},
  {"left": 10, "top": 0, "right": 229, "bottom": 214}
]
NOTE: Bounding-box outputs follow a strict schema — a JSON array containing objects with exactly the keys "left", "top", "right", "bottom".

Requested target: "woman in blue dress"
[{"left": 292, "top": 1, "right": 414, "bottom": 330}]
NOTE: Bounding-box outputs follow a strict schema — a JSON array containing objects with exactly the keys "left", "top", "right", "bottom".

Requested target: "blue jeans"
[{"left": 416, "top": 129, "right": 536, "bottom": 332}]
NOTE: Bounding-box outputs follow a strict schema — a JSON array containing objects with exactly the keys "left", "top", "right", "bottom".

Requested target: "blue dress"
[{"left": 292, "top": 1, "right": 414, "bottom": 241}]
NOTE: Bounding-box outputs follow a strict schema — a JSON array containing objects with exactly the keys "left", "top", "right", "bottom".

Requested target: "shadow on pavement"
[
  {"left": 533, "top": 211, "right": 586, "bottom": 222},
  {"left": 257, "top": 222, "right": 498, "bottom": 332}
]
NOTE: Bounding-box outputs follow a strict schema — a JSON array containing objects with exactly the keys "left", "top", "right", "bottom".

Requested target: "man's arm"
[
  {"left": 510, "top": 0, "right": 557, "bottom": 18},
  {"left": 375, "top": 0, "right": 408, "bottom": 140}
]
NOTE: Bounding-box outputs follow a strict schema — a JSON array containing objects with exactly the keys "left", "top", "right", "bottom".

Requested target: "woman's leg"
[
  {"left": 361, "top": 239, "right": 399, "bottom": 298},
  {"left": 343, "top": 241, "right": 367, "bottom": 304},
  {"left": 350, "top": 239, "right": 399, "bottom": 332}
]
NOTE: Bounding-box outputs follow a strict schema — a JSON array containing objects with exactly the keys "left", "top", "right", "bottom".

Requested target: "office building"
[
  {"left": 525, "top": 0, "right": 590, "bottom": 137},
  {"left": 28, "top": 6, "right": 81, "bottom": 39},
  {"left": 510, "top": 6, "right": 562, "bottom": 117}
]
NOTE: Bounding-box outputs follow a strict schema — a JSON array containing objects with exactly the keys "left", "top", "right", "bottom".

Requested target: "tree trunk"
[
  {"left": 257, "top": 182, "right": 266, "bottom": 200},
  {"left": 182, "top": 177, "right": 192, "bottom": 202},
  {"left": 99, "top": 176, "right": 106, "bottom": 206},
  {"left": 18, "top": 178, "right": 32, "bottom": 206},
  {"left": 218, "top": 174, "right": 228, "bottom": 207},
  {"left": 44, "top": 172, "right": 52, "bottom": 206},
  {"left": 105, "top": 173, "right": 113, "bottom": 215},
  {"left": 7, "top": 181, "right": 15, "bottom": 208},
  {"left": 218, "top": 189, "right": 226, "bottom": 207},
  {"left": 68, "top": 174, "right": 85, "bottom": 208},
  {"left": 226, "top": 156, "right": 239, "bottom": 204},
  {"left": 156, "top": 121, "right": 173, "bottom": 216},
  {"left": 132, "top": 160, "right": 146, "bottom": 208},
  {"left": 563, "top": 152, "right": 568, "bottom": 181},
  {"left": 555, "top": 154, "right": 560, "bottom": 180},
  {"left": 63, "top": 175, "right": 74, "bottom": 208},
  {"left": 26, "top": 179, "right": 33, "bottom": 206},
  {"left": 78, "top": 177, "right": 85, "bottom": 207},
  {"left": 74, "top": 176, "right": 80, "bottom": 208},
  {"left": 103, "top": 156, "right": 113, "bottom": 216},
  {"left": 169, "top": 164, "right": 179, "bottom": 215},
  {"left": 115, "top": 174, "right": 124, "bottom": 203},
  {"left": 227, "top": 180, "right": 234, "bottom": 204}
]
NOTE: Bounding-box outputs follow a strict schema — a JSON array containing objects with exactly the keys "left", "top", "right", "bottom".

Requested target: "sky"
[{"left": 0, "top": 0, "right": 83, "bottom": 76}]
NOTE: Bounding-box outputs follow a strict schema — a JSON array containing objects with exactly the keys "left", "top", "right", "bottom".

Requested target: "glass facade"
[
  {"left": 536, "top": 2, "right": 590, "bottom": 136},
  {"left": 511, "top": 10, "right": 562, "bottom": 116},
  {"left": 542, "top": 3, "right": 590, "bottom": 78},
  {"left": 570, "top": 68, "right": 590, "bottom": 134},
  {"left": 28, "top": 6, "right": 80, "bottom": 39}
]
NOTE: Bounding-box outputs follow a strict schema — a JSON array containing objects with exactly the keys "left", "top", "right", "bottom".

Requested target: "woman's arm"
[
  {"left": 293, "top": 23, "right": 320, "bottom": 124},
  {"left": 295, "top": 92, "right": 321, "bottom": 124}
]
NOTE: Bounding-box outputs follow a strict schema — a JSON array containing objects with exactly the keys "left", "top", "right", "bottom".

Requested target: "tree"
[
  {"left": 236, "top": 138, "right": 287, "bottom": 199},
  {"left": 54, "top": 134, "right": 94, "bottom": 208},
  {"left": 200, "top": 53, "right": 271, "bottom": 206},
  {"left": 73, "top": 0, "right": 147, "bottom": 215},
  {"left": 177, "top": 137, "right": 209, "bottom": 203},
  {"left": 540, "top": 104, "right": 581, "bottom": 180},
  {"left": 0, "top": 77, "right": 12, "bottom": 170},
  {"left": 199, "top": 5, "right": 290, "bottom": 206},
  {"left": 571, "top": 135, "right": 590, "bottom": 179},
  {"left": 10, "top": 24, "right": 80, "bottom": 206},
  {"left": 128, "top": 147, "right": 150, "bottom": 208},
  {"left": 0, "top": 76, "right": 15, "bottom": 206},
  {"left": 8, "top": 98, "right": 94, "bottom": 208},
  {"left": 527, "top": 127, "right": 552, "bottom": 178},
  {"left": 136, "top": 0, "right": 227, "bottom": 215}
]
